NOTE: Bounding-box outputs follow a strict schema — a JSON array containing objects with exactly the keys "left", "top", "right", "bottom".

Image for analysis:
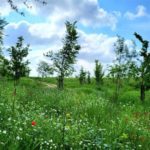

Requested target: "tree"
[
  {"left": 8, "top": 36, "right": 30, "bottom": 83},
  {"left": 87, "top": 71, "right": 91, "bottom": 84},
  {"left": 79, "top": 67, "right": 86, "bottom": 85},
  {"left": 0, "top": 57, "right": 10, "bottom": 77},
  {"left": 7, "top": 0, "right": 47, "bottom": 15},
  {"left": 111, "top": 36, "right": 129, "bottom": 101},
  {"left": 94, "top": 60, "right": 104, "bottom": 86},
  {"left": 0, "top": 18, "right": 8, "bottom": 78},
  {"left": 134, "top": 32, "right": 150, "bottom": 102},
  {"left": 45, "top": 21, "right": 80, "bottom": 89},
  {"left": 37, "top": 61, "right": 54, "bottom": 78},
  {"left": 0, "top": 18, "right": 7, "bottom": 53}
]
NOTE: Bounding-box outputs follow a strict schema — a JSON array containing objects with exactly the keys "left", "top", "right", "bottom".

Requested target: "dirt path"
[{"left": 40, "top": 82, "right": 57, "bottom": 88}]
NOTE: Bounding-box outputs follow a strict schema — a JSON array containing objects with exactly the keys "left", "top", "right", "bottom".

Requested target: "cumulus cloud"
[
  {"left": 78, "top": 31, "right": 117, "bottom": 62},
  {"left": 3, "top": 20, "right": 119, "bottom": 76},
  {"left": 0, "top": 0, "right": 12, "bottom": 16},
  {"left": 0, "top": 0, "right": 120, "bottom": 30},
  {"left": 34, "top": 0, "right": 119, "bottom": 30},
  {"left": 4, "top": 21, "right": 63, "bottom": 48},
  {"left": 124, "top": 5, "right": 148, "bottom": 20}
]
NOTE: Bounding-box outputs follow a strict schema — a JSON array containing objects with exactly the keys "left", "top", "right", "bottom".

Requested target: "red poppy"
[{"left": 31, "top": 121, "right": 36, "bottom": 126}]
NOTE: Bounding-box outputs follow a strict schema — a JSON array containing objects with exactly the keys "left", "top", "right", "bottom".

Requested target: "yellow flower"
[
  {"left": 66, "top": 113, "right": 71, "bottom": 118},
  {"left": 120, "top": 133, "right": 128, "bottom": 139}
]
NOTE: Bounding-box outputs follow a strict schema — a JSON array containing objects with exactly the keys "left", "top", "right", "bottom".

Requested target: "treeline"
[{"left": 0, "top": 17, "right": 150, "bottom": 102}]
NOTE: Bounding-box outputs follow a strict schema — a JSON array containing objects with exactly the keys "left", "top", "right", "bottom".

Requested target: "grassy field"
[{"left": 0, "top": 77, "right": 150, "bottom": 150}]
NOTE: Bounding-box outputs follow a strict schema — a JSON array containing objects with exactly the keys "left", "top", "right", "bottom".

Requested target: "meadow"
[{"left": 0, "top": 77, "right": 149, "bottom": 150}]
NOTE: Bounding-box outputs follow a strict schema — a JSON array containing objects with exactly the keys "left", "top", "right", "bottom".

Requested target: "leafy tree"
[
  {"left": 79, "top": 67, "right": 86, "bottom": 85},
  {"left": 134, "top": 32, "right": 150, "bottom": 102},
  {"left": 0, "top": 18, "right": 7, "bottom": 49},
  {"left": 0, "top": 18, "right": 8, "bottom": 78},
  {"left": 8, "top": 36, "right": 30, "bottom": 83},
  {"left": 37, "top": 61, "right": 54, "bottom": 78},
  {"left": 94, "top": 60, "right": 104, "bottom": 86},
  {"left": 87, "top": 71, "right": 91, "bottom": 84},
  {"left": 0, "top": 57, "right": 10, "bottom": 77},
  {"left": 111, "top": 36, "right": 129, "bottom": 100},
  {"left": 45, "top": 21, "right": 80, "bottom": 89}
]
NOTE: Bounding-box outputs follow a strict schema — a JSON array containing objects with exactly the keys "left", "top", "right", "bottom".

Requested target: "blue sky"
[{"left": 0, "top": 0, "right": 149, "bottom": 76}]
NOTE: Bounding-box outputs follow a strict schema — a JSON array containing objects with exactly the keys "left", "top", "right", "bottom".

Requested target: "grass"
[{"left": 0, "top": 77, "right": 149, "bottom": 149}]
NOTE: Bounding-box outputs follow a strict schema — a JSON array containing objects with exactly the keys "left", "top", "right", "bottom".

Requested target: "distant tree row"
[{"left": 79, "top": 60, "right": 104, "bottom": 86}]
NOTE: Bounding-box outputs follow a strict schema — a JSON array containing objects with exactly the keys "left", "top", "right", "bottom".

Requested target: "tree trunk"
[
  {"left": 114, "top": 73, "right": 121, "bottom": 101},
  {"left": 58, "top": 75, "right": 64, "bottom": 90},
  {"left": 140, "top": 71, "right": 145, "bottom": 102},
  {"left": 140, "top": 83, "right": 145, "bottom": 102}
]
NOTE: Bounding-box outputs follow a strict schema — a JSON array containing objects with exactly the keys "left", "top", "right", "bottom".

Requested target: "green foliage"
[
  {"left": 134, "top": 32, "right": 150, "bottom": 101},
  {"left": 8, "top": 36, "right": 30, "bottom": 81},
  {"left": 46, "top": 21, "right": 80, "bottom": 89},
  {"left": 0, "top": 18, "right": 8, "bottom": 78},
  {"left": 37, "top": 61, "right": 54, "bottom": 78},
  {"left": 109, "top": 36, "right": 130, "bottom": 101},
  {"left": 94, "top": 60, "right": 104, "bottom": 86},
  {"left": 0, "top": 18, "right": 7, "bottom": 49},
  {"left": 87, "top": 71, "right": 91, "bottom": 84},
  {"left": 0, "top": 57, "right": 10, "bottom": 77},
  {"left": 79, "top": 67, "right": 86, "bottom": 85}
]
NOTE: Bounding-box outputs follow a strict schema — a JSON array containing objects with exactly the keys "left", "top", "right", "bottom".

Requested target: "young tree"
[
  {"left": 8, "top": 36, "right": 30, "bottom": 83},
  {"left": 111, "top": 36, "right": 129, "bottom": 100},
  {"left": 0, "top": 18, "right": 7, "bottom": 49},
  {"left": 0, "top": 18, "right": 8, "bottom": 78},
  {"left": 79, "top": 67, "right": 86, "bottom": 85},
  {"left": 94, "top": 60, "right": 104, "bottom": 86},
  {"left": 87, "top": 71, "right": 91, "bottom": 84},
  {"left": 45, "top": 21, "right": 80, "bottom": 89},
  {"left": 37, "top": 61, "right": 54, "bottom": 78},
  {"left": 134, "top": 32, "right": 150, "bottom": 102}
]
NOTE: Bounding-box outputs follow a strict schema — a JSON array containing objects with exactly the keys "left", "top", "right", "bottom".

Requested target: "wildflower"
[
  {"left": 2, "top": 130, "right": 6, "bottom": 134},
  {"left": 19, "top": 128, "right": 23, "bottom": 131},
  {"left": 8, "top": 117, "right": 11, "bottom": 121},
  {"left": 16, "top": 136, "right": 21, "bottom": 140},
  {"left": 65, "top": 125, "right": 70, "bottom": 131},
  {"left": 138, "top": 145, "right": 142, "bottom": 148},
  {"left": 31, "top": 121, "right": 36, "bottom": 126}
]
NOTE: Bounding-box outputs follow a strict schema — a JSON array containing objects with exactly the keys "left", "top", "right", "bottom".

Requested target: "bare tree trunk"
[
  {"left": 115, "top": 77, "right": 120, "bottom": 101},
  {"left": 140, "top": 82, "right": 145, "bottom": 102},
  {"left": 140, "top": 71, "right": 145, "bottom": 102},
  {"left": 57, "top": 75, "right": 64, "bottom": 90}
]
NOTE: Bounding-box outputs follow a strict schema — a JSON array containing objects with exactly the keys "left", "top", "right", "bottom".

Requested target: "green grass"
[{"left": 0, "top": 77, "right": 149, "bottom": 149}]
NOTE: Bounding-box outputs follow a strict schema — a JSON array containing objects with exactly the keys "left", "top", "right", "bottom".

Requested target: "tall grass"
[{"left": 0, "top": 77, "right": 149, "bottom": 149}]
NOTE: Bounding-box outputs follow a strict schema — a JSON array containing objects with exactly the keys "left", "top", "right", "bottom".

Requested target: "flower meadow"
[{"left": 0, "top": 78, "right": 150, "bottom": 150}]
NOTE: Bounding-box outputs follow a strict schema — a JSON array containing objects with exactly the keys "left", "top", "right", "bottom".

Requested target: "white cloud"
[
  {"left": 0, "top": 0, "right": 120, "bottom": 30},
  {"left": 4, "top": 21, "right": 63, "bottom": 49},
  {"left": 4, "top": 20, "right": 119, "bottom": 76},
  {"left": 0, "top": 0, "right": 12, "bottom": 16},
  {"left": 124, "top": 5, "right": 148, "bottom": 20}
]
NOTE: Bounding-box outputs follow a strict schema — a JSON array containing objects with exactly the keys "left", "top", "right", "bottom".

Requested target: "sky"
[{"left": 0, "top": 0, "right": 150, "bottom": 76}]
